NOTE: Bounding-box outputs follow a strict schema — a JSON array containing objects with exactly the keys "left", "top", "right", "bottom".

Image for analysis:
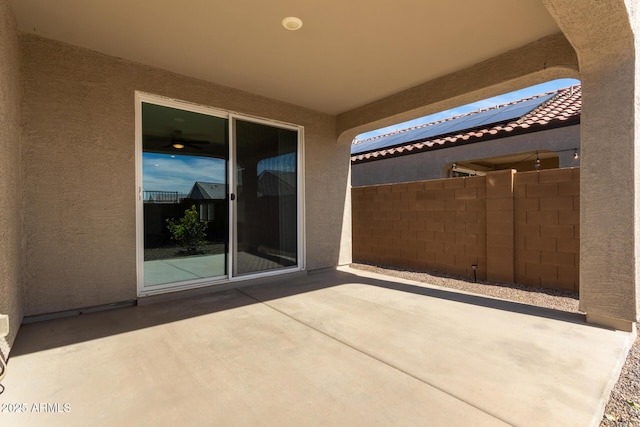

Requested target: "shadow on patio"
[
  {"left": 13, "top": 267, "right": 587, "bottom": 357},
  {"left": 1, "top": 267, "right": 633, "bottom": 426}
]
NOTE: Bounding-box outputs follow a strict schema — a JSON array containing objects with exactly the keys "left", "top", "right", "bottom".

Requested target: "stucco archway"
[
  {"left": 544, "top": 0, "right": 640, "bottom": 331},
  {"left": 338, "top": 1, "right": 640, "bottom": 332}
]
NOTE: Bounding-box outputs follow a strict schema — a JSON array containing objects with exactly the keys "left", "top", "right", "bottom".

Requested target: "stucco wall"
[
  {"left": 337, "top": 32, "right": 579, "bottom": 141},
  {"left": 0, "top": 0, "right": 22, "bottom": 357},
  {"left": 543, "top": 0, "right": 639, "bottom": 330},
  {"left": 351, "top": 125, "right": 580, "bottom": 186},
  {"left": 20, "top": 34, "right": 350, "bottom": 316}
]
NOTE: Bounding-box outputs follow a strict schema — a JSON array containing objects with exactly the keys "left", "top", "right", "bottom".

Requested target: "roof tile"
[{"left": 352, "top": 84, "right": 582, "bottom": 163}]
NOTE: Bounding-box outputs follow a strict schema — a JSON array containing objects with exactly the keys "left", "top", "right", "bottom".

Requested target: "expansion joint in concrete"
[{"left": 236, "top": 288, "right": 514, "bottom": 426}]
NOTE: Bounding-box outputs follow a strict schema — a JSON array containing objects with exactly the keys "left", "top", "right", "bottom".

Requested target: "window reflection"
[
  {"left": 234, "top": 120, "right": 298, "bottom": 275},
  {"left": 142, "top": 103, "right": 228, "bottom": 286}
]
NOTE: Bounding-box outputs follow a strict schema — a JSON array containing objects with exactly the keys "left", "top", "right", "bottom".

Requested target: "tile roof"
[{"left": 351, "top": 85, "right": 581, "bottom": 163}]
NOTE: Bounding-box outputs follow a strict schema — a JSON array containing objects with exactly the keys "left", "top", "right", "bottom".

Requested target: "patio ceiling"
[{"left": 9, "top": 0, "right": 560, "bottom": 114}]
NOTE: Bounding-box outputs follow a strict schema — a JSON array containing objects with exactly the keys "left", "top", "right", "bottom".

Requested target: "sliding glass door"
[
  {"left": 141, "top": 102, "right": 229, "bottom": 287},
  {"left": 233, "top": 118, "right": 298, "bottom": 276},
  {"left": 137, "top": 94, "right": 302, "bottom": 295}
]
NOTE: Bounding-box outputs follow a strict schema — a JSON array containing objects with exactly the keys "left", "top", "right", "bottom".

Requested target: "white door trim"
[{"left": 135, "top": 92, "right": 306, "bottom": 297}]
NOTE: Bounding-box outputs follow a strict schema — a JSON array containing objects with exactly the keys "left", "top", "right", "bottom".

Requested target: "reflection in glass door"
[
  {"left": 141, "top": 102, "right": 229, "bottom": 287},
  {"left": 137, "top": 96, "right": 302, "bottom": 294},
  {"left": 233, "top": 119, "right": 298, "bottom": 276}
]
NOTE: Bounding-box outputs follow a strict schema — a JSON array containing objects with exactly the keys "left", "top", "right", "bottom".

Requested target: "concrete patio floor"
[{"left": 0, "top": 267, "right": 634, "bottom": 426}]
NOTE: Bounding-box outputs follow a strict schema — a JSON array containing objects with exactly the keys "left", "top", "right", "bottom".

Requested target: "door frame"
[{"left": 135, "top": 92, "right": 306, "bottom": 297}]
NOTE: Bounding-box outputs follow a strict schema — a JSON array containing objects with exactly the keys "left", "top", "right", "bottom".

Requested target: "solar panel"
[
  {"left": 351, "top": 93, "right": 555, "bottom": 155},
  {"left": 353, "top": 132, "right": 402, "bottom": 153}
]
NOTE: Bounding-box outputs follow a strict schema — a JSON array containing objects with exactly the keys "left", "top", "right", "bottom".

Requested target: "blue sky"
[
  {"left": 143, "top": 151, "right": 296, "bottom": 195},
  {"left": 143, "top": 153, "right": 225, "bottom": 195},
  {"left": 356, "top": 78, "right": 580, "bottom": 141}
]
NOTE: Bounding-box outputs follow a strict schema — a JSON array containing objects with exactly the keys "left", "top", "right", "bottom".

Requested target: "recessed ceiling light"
[
  {"left": 282, "top": 17, "right": 303, "bottom": 31},
  {"left": 172, "top": 143, "right": 185, "bottom": 149}
]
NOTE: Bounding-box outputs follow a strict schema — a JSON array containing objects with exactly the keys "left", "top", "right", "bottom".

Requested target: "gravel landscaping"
[
  {"left": 602, "top": 338, "right": 640, "bottom": 426},
  {"left": 349, "top": 263, "right": 640, "bottom": 427}
]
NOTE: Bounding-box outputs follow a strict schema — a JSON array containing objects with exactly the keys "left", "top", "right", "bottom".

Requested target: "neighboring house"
[
  {"left": 188, "top": 181, "right": 226, "bottom": 200},
  {"left": 258, "top": 170, "right": 297, "bottom": 197},
  {"left": 351, "top": 85, "right": 581, "bottom": 186},
  {"left": 187, "top": 181, "right": 226, "bottom": 221}
]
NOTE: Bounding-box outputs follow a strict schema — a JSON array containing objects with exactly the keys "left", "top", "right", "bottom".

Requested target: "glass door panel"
[
  {"left": 142, "top": 102, "right": 229, "bottom": 286},
  {"left": 233, "top": 119, "right": 298, "bottom": 275}
]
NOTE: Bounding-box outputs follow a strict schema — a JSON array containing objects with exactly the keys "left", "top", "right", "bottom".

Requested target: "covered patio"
[
  {"left": 2, "top": 1, "right": 640, "bottom": 424},
  {"left": 2, "top": 267, "right": 632, "bottom": 426}
]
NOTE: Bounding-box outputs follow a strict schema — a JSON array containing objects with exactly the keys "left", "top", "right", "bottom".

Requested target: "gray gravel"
[
  {"left": 349, "top": 263, "right": 640, "bottom": 426},
  {"left": 601, "top": 337, "right": 640, "bottom": 426},
  {"left": 350, "top": 263, "right": 579, "bottom": 312}
]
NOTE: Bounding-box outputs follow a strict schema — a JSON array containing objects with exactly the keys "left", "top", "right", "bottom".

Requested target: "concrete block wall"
[
  {"left": 513, "top": 169, "right": 580, "bottom": 291},
  {"left": 352, "top": 176, "right": 488, "bottom": 282},
  {"left": 352, "top": 168, "right": 580, "bottom": 291},
  {"left": 486, "top": 170, "right": 516, "bottom": 284}
]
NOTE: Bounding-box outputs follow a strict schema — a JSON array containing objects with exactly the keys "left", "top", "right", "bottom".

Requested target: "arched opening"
[{"left": 350, "top": 78, "right": 582, "bottom": 298}]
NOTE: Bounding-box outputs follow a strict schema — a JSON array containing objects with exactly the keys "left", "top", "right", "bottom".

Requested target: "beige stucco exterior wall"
[
  {"left": 543, "top": 0, "right": 639, "bottom": 331},
  {"left": 20, "top": 34, "right": 351, "bottom": 316},
  {"left": 0, "top": 0, "right": 23, "bottom": 358}
]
